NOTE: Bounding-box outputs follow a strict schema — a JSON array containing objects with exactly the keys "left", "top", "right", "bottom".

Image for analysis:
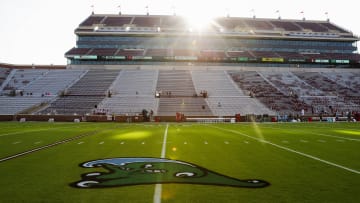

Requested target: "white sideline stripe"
[
  {"left": 212, "top": 126, "right": 360, "bottom": 175},
  {"left": 153, "top": 124, "right": 169, "bottom": 203}
]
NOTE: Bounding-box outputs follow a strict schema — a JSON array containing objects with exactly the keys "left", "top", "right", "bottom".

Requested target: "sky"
[{"left": 0, "top": 0, "right": 359, "bottom": 65}]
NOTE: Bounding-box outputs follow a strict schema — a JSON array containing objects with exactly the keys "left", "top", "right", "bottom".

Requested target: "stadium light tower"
[
  {"left": 91, "top": 5, "right": 94, "bottom": 15},
  {"left": 300, "top": 11, "right": 305, "bottom": 21},
  {"left": 145, "top": 5, "right": 149, "bottom": 15},
  {"left": 226, "top": 8, "right": 230, "bottom": 18},
  {"left": 276, "top": 10, "right": 281, "bottom": 20},
  {"left": 325, "top": 12, "right": 329, "bottom": 21},
  {"left": 250, "top": 9, "right": 256, "bottom": 19},
  {"left": 118, "top": 5, "right": 122, "bottom": 15},
  {"left": 171, "top": 5, "right": 176, "bottom": 16}
]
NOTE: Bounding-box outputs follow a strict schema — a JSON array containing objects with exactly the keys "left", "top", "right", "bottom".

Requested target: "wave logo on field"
[{"left": 71, "top": 158, "right": 269, "bottom": 188}]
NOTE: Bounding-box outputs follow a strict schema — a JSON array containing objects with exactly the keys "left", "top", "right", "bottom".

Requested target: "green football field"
[{"left": 0, "top": 121, "right": 359, "bottom": 203}]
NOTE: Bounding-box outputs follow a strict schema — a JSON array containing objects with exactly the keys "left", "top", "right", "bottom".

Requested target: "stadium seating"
[
  {"left": 156, "top": 70, "right": 212, "bottom": 116},
  {"left": 0, "top": 96, "right": 51, "bottom": 115},
  {"left": 22, "top": 69, "right": 86, "bottom": 96},
  {"left": 228, "top": 71, "right": 310, "bottom": 114},
  {"left": 98, "top": 69, "right": 158, "bottom": 115},
  {"left": 191, "top": 70, "right": 274, "bottom": 115},
  {"left": 41, "top": 70, "right": 120, "bottom": 115}
]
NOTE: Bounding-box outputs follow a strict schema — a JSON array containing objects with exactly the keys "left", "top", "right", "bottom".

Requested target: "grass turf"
[{"left": 0, "top": 122, "right": 359, "bottom": 202}]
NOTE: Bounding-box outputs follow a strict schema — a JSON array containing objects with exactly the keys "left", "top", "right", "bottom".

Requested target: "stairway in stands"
[
  {"left": 41, "top": 69, "right": 120, "bottom": 115},
  {"left": 156, "top": 70, "right": 213, "bottom": 116}
]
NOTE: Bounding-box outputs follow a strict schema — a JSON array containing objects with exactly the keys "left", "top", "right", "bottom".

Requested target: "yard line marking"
[
  {"left": 142, "top": 141, "right": 145, "bottom": 145},
  {"left": 153, "top": 123, "right": 169, "bottom": 203},
  {"left": 244, "top": 141, "right": 249, "bottom": 144},
  {"left": 314, "top": 133, "right": 360, "bottom": 142},
  {"left": 99, "top": 142, "right": 104, "bottom": 145},
  {"left": 0, "top": 129, "right": 103, "bottom": 163},
  {"left": 211, "top": 126, "right": 360, "bottom": 175},
  {"left": 78, "top": 142, "right": 84, "bottom": 145},
  {"left": 260, "top": 125, "right": 360, "bottom": 142},
  {"left": 224, "top": 141, "right": 229, "bottom": 144},
  {"left": 0, "top": 126, "right": 81, "bottom": 137},
  {"left": 34, "top": 141, "right": 42, "bottom": 145}
]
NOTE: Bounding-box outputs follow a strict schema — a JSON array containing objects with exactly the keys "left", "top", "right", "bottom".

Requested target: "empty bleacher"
[
  {"left": 293, "top": 71, "right": 359, "bottom": 112},
  {"left": 191, "top": 70, "right": 274, "bottom": 116},
  {"left": 0, "top": 96, "right": 51, "bottom": 115},
  {"left": 41, "top": 70, "right": 119, "bottom": 115},
  {"left": 0, "top": 68, "right": 10, "bottom": 89},
  {"left": 156, "top": 70, "right": 212, "bottom": 116},
  {"left": 22, "top": 69, "right": 87, "bottom": 96},
  {"left": 3, "top": 69, "right": 48, "bottom": 92},
  {"left": 98, "top": 69, "right": 158, "bottom": 115},
  {"left": 229, "top": 71, "right": 310, "bottom": 114}
]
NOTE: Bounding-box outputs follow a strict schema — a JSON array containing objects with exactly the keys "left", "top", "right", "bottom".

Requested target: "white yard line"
[
  {"left": 259, "top": 125, "right": 360, "bottom": 141},
  {"left": 0, "top": 126, "right": 79, "bottom": 137},
  {"left": 153, "top": 123, "right": 169, "bottom": 203},
  {"left": 212, "top": 126, "right": 360, "bottom": 175}
]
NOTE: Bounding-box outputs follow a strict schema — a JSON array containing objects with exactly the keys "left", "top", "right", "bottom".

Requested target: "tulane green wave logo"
[{"left": 71, "top": 158, "right": 269, "bottom": 188}]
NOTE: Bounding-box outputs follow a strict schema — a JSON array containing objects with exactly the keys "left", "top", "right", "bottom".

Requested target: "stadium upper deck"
[{"left": 66, "top": 14, "right": 360, "bottom": 67}]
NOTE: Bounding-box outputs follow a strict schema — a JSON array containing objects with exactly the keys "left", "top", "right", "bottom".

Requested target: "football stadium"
[{"left": 0, "top": 12, "right": 360, "bottom": 202}]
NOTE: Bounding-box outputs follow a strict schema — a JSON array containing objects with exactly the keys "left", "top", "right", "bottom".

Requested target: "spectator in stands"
[{"left": 347, "top": 111, "right": 352, "bottom": 122}]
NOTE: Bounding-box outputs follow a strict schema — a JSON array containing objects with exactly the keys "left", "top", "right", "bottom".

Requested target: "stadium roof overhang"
[{"left": 74, "top": 30, "right": 359, "bottom": 42}]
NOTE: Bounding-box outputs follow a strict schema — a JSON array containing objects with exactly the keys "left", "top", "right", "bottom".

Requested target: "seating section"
[
  {"left": 157, "top": 97, "right": 212, "bottom": 116},
  {"left": 0, "top": 68, "right": 359, "bottom": 116},
  {"left": 77, "top": 15, "right": 352, "bottom": 35},
  {"left": 260, "top": 71, "right": 324, "bottom": 97},
  {"left": 0, "top": 68, "right": 10, "bottom": 88},
  {"left": 229, "top": 71, "right": 310, "bottom": 114},
  {"left": 156, "top": 70, "right": 212, "bottom": 116},
  {"left": 41, "top": 70, "right": 119, "bottom": 115},
  {"left": 98, "top": 70, "right": 158, "bottom": 115},
  {"left": 0, "top": 96, "right": 50, "bottom": 115},
  {"left": 293, "top": 72, "right": 360, "bottom": 112},
  {"left": 22, "top": 69, "right": 86, "bottom": 96},
  {"left": 191, "top": 70, "right": 274, "bottom": 115},
  {"left": 3, "top": 69, "right": 48, "bottom": 92},
  {"left": 0, "top": 69, "right": 85, "bottom": 115},
  {"left": 80, "top": 16, "right": 105, "bottom": 26}
]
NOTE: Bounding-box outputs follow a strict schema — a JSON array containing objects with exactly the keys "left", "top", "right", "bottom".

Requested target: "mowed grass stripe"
[
  {"left": 258, "top": 124, "right": 360, "bottom": 141},
  {"left": 0, "top": 123, "right": 109, "bottom": 158},
  {"left": 0, "top": 129, "right": 105, "bottom": 163},
  {"left": 220, "top": 123, "right": 360, "bottom": 169},
  {"left": 212, "top": 125, "right": 360, "bottom": 175}
]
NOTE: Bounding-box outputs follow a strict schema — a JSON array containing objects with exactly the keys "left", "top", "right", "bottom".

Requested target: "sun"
[{"left": 180, "top": 2, "right": 218, "bottom": 31}]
